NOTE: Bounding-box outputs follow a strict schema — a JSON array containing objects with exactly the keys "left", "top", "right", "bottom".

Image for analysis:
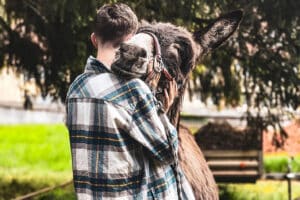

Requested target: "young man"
[
  {"left": 66, "top": 3, "right": 192, "bottom": 199},
  {"left": 90, "top": 3, "right": 138, "bottom": 68}
]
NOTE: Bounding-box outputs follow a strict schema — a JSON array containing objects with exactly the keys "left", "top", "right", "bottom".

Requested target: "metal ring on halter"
[{"left": 153, "top": 56, "right": 163, "bottom": 73}]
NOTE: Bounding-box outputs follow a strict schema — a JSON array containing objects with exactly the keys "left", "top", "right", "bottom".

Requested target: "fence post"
[{"left": 287, "top": 157, "right": 295, "bottom": 200}]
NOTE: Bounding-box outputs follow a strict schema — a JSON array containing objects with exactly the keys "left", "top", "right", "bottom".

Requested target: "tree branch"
[
  {"left": 0, "top": 15, "right": 12, "bottom": 35},
  {"left": 192, "top": 17, "right": 214, "bottom": 25},
  {"left": 24, "top": 0, "right": 48, "bottom": 23}
]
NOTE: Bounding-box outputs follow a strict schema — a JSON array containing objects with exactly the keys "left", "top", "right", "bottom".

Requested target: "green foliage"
[
  {"left": 264, "top": 154, "right": 300, "bottom": 173},
  {"left": 0, "top": 0, "right": 298, "bottom": 102},
  {"left": 0, "top": 0, "right": 299, "bottom": 142}
]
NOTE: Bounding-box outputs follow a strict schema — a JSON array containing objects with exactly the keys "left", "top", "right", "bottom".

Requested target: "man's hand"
[
  {"left": 163, "top": 79, "right": 178, "bottom": 112},
  {"left": 145, "top": 62, "right": 178, "bottom": 112}
]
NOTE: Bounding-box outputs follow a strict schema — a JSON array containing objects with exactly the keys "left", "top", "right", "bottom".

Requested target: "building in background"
[{"left": 0, "top": 66, "right": 64, "bottom": 112}]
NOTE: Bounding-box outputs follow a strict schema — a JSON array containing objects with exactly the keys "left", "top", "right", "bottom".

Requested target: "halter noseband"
[{"left": 138, "top": 31, "right": 173, "bottom": 81}]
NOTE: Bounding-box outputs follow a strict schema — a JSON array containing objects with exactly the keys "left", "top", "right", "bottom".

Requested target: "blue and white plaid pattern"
[{"left": 66, "top": 56, "right": 195, "bottom": 200}]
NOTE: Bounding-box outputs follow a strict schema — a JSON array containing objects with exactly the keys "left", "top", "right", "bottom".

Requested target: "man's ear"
[
  {"left": 90, "top": 32, "right": 98, "bottom": 49},
  {"left": 194, "top": 10, "right": 243, "bottom": 53}
]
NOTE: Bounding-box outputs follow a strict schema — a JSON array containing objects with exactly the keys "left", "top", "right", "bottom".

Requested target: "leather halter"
[{"left": 138, "top": 31, "right": 173, "bottom": 81}]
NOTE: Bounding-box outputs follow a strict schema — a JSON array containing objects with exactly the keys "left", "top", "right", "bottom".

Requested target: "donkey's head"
[{"left": 127, "top": 10, "right": 243, "bottom": 125}]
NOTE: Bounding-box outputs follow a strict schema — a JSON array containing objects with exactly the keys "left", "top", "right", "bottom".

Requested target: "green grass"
[
  {"left": 220, "top": 154, "right": 300, "bottom": 199},
  {"left": 0, "top": 124, "right": 72, "bottom": 199},
  {"left": 1, "top": 124, "right": 300, "bottom": 199},
  {"left": 219, "top": 181, "right": 300, "bottom": 200},
  {"left": 0, "top": 124, "right": 71, "bottom": 171}
]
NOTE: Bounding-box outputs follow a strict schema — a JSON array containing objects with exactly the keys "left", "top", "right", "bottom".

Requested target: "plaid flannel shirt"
[{"left": 66, "top": 56, "right": 195, "bottom": 200}]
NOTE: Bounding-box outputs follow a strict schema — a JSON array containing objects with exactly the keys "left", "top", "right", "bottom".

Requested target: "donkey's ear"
[{"left": 194, "top": 10, "right": 243, "bottom": 53}]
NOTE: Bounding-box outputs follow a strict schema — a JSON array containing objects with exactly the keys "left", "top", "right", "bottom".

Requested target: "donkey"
[{"left": 115, "top": 10, "right": 243, "bottom": 200}]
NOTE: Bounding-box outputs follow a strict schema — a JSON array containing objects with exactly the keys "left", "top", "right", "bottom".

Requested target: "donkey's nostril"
[{"left": 139, "top": 49, "right": 147, "bottom": 58}]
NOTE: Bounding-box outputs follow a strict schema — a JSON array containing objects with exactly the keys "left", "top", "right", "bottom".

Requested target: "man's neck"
[{"left": 96, "top": 43, "right": 117, "bottom": 69}]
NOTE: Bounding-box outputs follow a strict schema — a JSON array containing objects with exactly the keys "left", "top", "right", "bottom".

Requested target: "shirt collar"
[{"left": 84, "top": 56, "right": 111, "bottom": 74}]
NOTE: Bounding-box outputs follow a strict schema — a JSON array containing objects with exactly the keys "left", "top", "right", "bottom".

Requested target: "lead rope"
[
  {"left": 175, "top": 111, "right": 183, "bottom": 200},
  {"left": 157, "top": 105, "right": 183, "bottom": 200},
  {"left": 169, "top": 135, "right": 183, "bottom": 200}
]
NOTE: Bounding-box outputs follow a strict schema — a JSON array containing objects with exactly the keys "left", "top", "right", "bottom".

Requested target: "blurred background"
[{"left": 0, "top": 0, "right": 299, "bottom": 199}]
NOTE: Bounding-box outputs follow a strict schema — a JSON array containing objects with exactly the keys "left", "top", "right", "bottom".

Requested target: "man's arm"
[{"left": 126, "top": 79, "right": 178, "bottom": 165}]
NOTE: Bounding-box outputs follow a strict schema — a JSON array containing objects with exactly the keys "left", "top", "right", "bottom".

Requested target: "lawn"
[
  {"left": 219, "top": 181, "right": 300, "bottom": 200},
  {"left": 0, "top": 124, "right": 300, "bottom": 199},
  {"left": 0, "top": 124, "right": 73, "bottom": 199}
]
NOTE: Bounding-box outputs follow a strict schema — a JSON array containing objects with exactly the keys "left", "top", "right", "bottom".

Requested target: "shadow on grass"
[
  {"left": 219, "top": 184, "right": 235, "bottom": 200},
  {"left": 0, "top": 179, "right": 39, "bottom": 200},
  {"left": 33, "top": 185, "right": 76, "bottom": 200},
  {"left": 0, "top": 179, "right": 75, "bottom": 200}
]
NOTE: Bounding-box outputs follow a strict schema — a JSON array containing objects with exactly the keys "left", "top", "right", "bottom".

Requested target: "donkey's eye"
[{"left": 168, "top": 44, "right": 180, "bottom": 61}]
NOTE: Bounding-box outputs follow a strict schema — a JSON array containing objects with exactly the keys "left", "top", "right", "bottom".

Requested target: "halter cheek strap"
[{"left": 139, "top": 31, "right": 174, "bottom": 81}]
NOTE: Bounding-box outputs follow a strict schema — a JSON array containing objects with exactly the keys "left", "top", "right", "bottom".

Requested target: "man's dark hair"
[{"left": 94, "top": 3, "right": 138, "bottom": 47}]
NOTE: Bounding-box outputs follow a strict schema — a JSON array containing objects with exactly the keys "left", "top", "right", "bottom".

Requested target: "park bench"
[
  {"left": 203, "top": 149, "right": 262, "bottom": 183},
  {"left": 181, "top": 114, "right": 263, "bottom": 183}
]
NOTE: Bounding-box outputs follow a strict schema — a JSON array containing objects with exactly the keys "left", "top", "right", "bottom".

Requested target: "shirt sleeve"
[
  {"left": 158, "top": 112, "right": 179, "bottom": 153},
  {"left": 127, "top": 79, "right": 178, "bottom": 165}
]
